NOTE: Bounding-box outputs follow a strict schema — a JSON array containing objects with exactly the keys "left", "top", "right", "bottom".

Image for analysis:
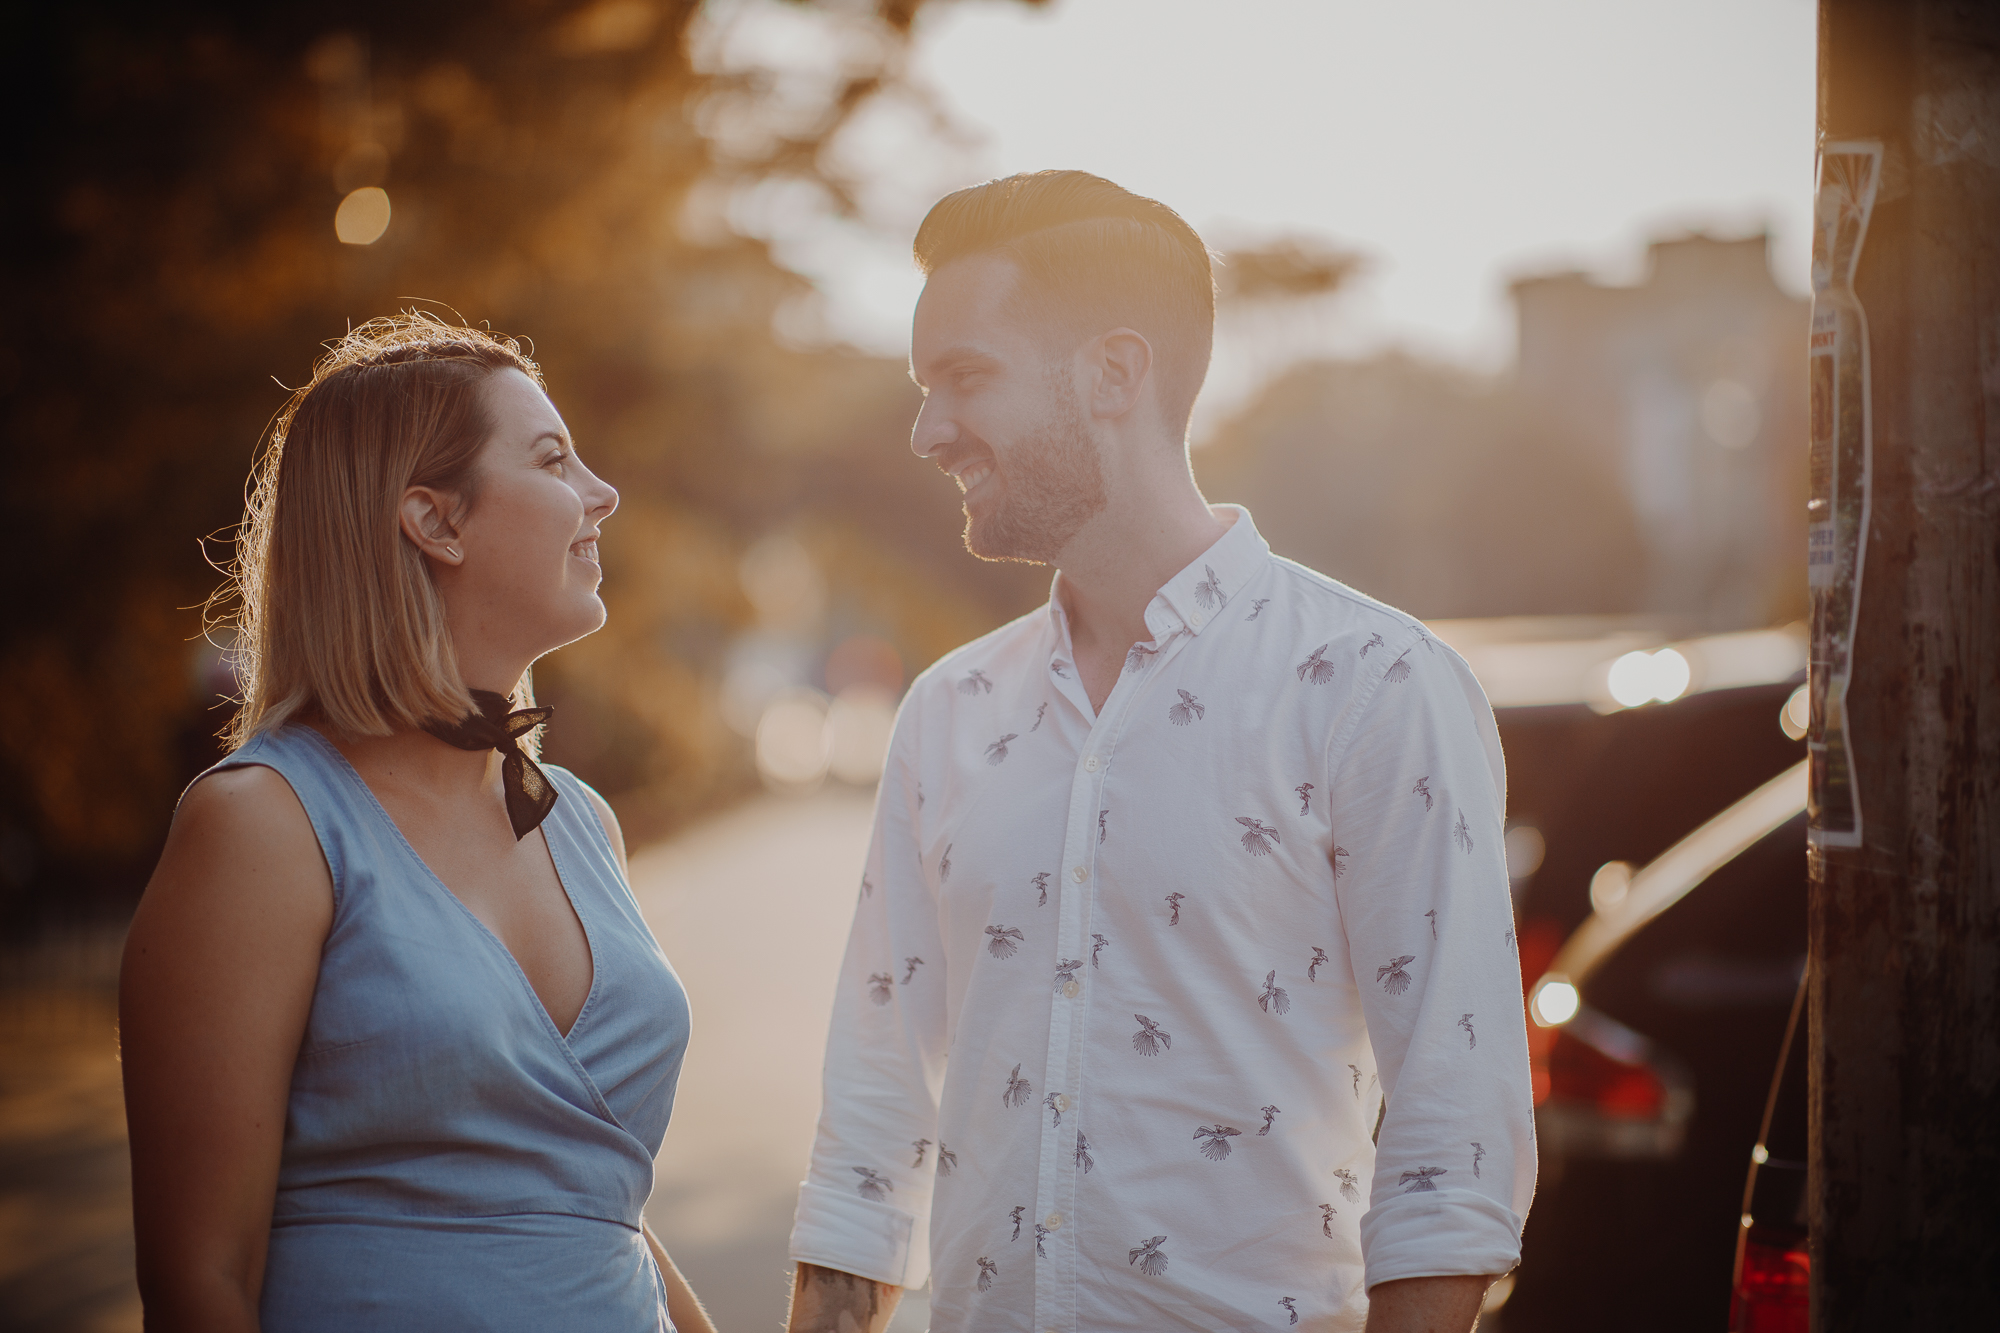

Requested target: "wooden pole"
[{"left": 1810, "top": 2, "right": 2000, "bottom": 1327}]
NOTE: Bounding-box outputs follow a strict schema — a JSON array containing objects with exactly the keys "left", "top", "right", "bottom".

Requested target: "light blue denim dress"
[{"left": 210, "top": 726, "right": 690, "bottom": 1332}]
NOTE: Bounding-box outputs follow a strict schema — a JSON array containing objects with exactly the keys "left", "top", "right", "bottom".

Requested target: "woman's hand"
[{"left": 120, "top": 765, "right": 333, "bottom": 1332}]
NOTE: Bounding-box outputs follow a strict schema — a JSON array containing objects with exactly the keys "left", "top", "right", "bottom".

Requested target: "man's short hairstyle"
[
  {"left": 218, "top": 313, "right": 541, "bottom": 751},
  {"left": 913, "top": 170, "right": 1216, "bottom": 439}
]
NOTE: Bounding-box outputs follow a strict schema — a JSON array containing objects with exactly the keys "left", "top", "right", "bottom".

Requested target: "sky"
[{"left": 715, "top": 0, "right": 1819, "bottom": 417}]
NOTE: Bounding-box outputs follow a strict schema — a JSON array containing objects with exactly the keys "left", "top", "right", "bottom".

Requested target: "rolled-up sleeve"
[
  {"left": 788, "top": 702, "right": 948, "bottom": 1289},
  {"left": 1327, "top": 632, "right": 1537, "bottom": 1289}
]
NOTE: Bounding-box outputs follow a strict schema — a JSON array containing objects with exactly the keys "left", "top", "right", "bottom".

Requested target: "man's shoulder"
[{"left": 1266, "top": 555, "right": 1427, "bottom": 645}]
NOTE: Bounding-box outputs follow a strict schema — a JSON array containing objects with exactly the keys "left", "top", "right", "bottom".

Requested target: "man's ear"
[
  {"left": 399, "top": 486, "right": 464, "bottom": 566},
  {"left": 1087, "top": 328, "right": 1154, "bottom": 421}
]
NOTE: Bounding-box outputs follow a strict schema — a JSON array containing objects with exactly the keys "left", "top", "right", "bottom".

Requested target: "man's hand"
[
  {"left": 786, "top": 1262, "right": 902, "bottom": 1333},
  {"left": 1363, "top": 1274, "right": 1491, "bottom": 1333}
]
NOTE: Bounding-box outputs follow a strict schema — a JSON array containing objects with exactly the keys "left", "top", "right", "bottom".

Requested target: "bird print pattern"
[
  {"left": 853, "top": 1166, "right": 892, "bottom": 1200},
  {"left": 1043, "top": 1093, "right": 1065, "bottom": 1128},
  {"left": 940, "top": 843, "right": 952, "bottom": 882},
  {"left": 1258, "top": 970, "right": 1291, "bottom": 1015},
  {"left": 1295, "top": 782, "right": 1314, "bottom": 815},
  {"left": 958, "top": 669, "right": 992, "bottom": 696},
  {"left": 985, "top": 926, "right": 1023, "bottom": 959},
  {"left": 1237, "top": 817, "right": 1280, "bottom": 856},
  {"left": 868, "top": 973, "right": 893, "bottom": 1006},
  {"left": 1053, "top": 959, "right": 1083, "bottom": 992},
  {"left": 1258, "top": 1105, "right": 1281, "bottom": 1136},
  {"left": 1360, "top": 633, "right": 1384, "bottom": 657},
  {"left": 937, "top": 1143, "right": 957, "bottom": 1176},
  {"left": 1099, "top": 809, "right": 1108, "bottom": 844},
  {"left": 1195, "top": 1125, "right": 1242, "bottom": 1161},
  {"left": 1399, "top": 1166, "right": 1446, "bottom": 1193},
  {"left": 1377, "top": 956, "right": 1416, "bottom": 995},
  {"left": 1033, "top": 1223, "right": 1049, "bottom": 1257},
  {"left": 911, "top": 1139, "right": 930, "bottom": 1168},
  {"left": 1459, "top": 1014, "right": 1476, "bottom": 1048},
  {"left": 1471, "top": 1142, "right": 1486, "bottom": 1178},
  {"left": 1453, "top": 809, "right": 1474, "bottom": 854},
  {"left": 1320, "top": 1204, "right": 1337, "bottom": 1237},
  {"left": 1308, "top": 947, "right": 1329, "bottom": 981},
  {"left": 1334, "top": 1167, "right": 1362, "bottom": 1203},
  {"left": 1194, "top": 564, "right": 1226, "bottom": 609},
  {"left": 1246, "top": 598, "right": 1271, "bottom": 620},
  {"left": 1413, "top": 777, "right": 1432, "bottom": 811},
  {"left": 1129, "top": 1236, "right": 1169, "bottom": 1276},
  {"left": 1002, "top": 1065, "right": 1032, "bottom": 1108},
  {"left": 1009, "top": 1206, "right": 1024, "bottom": 1241},
  {"left": 976, "top": 1257, "right": 998, "bottom": 1291},
  {"left": 1029, "top": 701, "right": 1048, "bottom": 732},
  {"left": 985, "top": 733, "right": 1018, "bottom": 765},
  {"left": 1050, "top": 660, "right": 1071, "bottom": 679},
  {"left": 1168, "top": 689, "right": 1205, "bottom": 725},
  {"left": 903, "top": 956, "right": 923, "bottom": 984},
  {"left": 1332, "top": 845, "right": 1350, "bottom": 879},
  {"left": 1075, "top": 1132, "right": 1094, "bottom": 1174},
  {"left": 1132, "top": 1014, "right": 1171, "bottom": 1056},
  {"left": 1091, "top": 933, "right": 1110, "bottom": 966},
  {"left": 1297, "top": 644, "right": 1336, "bottom": 684},
  {"left": 1385, "top": 649, "right": 1414, "bottom": 683},
  {"left": 1125, "top": 642, "right": 1160, "bottom": 672},
  {"left": 1425, "top": 909, "right": 1438, "bottom": 939},
  {"left": 1347, "top": 1065, "right": 1363, "bottom": 1100},
  {"left": 1281, "top": 1296, "right": 1300, "bottom": 1325},
  {"left": 1031, "top": 871, "right": 1050, "bottom": 907},
  {"left": 1166, "top": 892, "right": 1186, "bottom": 925}
]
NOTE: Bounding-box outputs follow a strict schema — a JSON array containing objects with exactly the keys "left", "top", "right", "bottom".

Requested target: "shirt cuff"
[
  {"left": 1359, "top": 1189, "right": 1523, "bottom": 1289},
  {"left": 788, "top": 1180, "right": 924, "bottom": 1289}
]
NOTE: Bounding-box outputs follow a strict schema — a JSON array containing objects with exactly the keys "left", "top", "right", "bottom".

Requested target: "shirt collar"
[{"left": 1045, "top": 504, "right": 1271, "bottom": 645}]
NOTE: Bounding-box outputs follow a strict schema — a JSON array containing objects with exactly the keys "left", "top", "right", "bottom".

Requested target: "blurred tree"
[{"left": 0, "top": 0, "right": 1048, "bottom": 939}]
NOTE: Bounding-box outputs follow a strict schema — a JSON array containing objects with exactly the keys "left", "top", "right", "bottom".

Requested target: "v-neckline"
[{"left": 300, "top": 726, "right": 601, "bottom": 1043}]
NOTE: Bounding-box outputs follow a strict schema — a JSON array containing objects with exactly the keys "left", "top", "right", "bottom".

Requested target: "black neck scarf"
[{"left": 422, "top": 689, "right": 558, "bottom": 841}]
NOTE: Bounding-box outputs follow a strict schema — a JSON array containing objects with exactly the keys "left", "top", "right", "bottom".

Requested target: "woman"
[{"left": 120, "top": 316, "right": 716, "bottom": 1333}]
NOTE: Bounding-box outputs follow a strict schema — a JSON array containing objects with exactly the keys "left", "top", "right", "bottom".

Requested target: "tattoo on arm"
[{"left": 790, "top": 1262, "right": 898, "bottom": 1333}]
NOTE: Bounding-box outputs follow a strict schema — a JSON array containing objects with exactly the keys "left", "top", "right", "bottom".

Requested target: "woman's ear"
[{"left": 399, "top": 486, "right": 464, "bottom": 565}]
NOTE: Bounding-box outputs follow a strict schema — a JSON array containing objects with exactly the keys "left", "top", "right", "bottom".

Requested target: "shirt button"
[
  {"left": 1062, "top": 979, "right": 1081, "bottom": 999},
  {"left": 1084, "top": 755, "right": 1099, "bottom": 772},
  {"left": 1071, "top": 866, "right": 1087, "bottom": 884},
  {"left": 1054, "top": 1093, "right": 1071, "bottom": 1111},
  {"left": 1190, "top": 612, "right": 1204, "bottom": 629},
  {"left": 1044, "top": 1212, "right": 1064, "bottom": 1230}
]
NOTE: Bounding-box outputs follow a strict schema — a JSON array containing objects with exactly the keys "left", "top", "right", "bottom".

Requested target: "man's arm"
[
  {"left": 787, "top": 1262, "right": 902, "bottom": 1333},
  {"left": 1364, "top": 1275, "right": 1489, "bottom": 1333}
]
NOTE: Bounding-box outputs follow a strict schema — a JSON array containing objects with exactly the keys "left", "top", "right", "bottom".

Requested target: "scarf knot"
[{"left": 422, "top": 689, "right": 558, "bottom": 840}]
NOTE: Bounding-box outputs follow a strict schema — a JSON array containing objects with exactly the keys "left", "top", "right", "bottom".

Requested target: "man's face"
[{"left": 909, "top": 254, "right": 1107, "bottom": 564}]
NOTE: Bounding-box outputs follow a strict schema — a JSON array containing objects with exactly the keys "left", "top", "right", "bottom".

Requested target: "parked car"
[{"left": 1420, "top": 618, "right": 1809, "bottom": 1332}]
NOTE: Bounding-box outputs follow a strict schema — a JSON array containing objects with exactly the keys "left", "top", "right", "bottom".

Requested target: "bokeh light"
[
  {"left": 1606, "top": 648, "right": 1693, "bottom": 708},
  {"left": 1780, "top": 683, "right": 1810, "bottom": 740},
  {"left": 1504, "top": 823, "right": 1547, "bottom": 882},
  {"left": 334, "top": 187, "right": 392, "bottom": 244},
  {"left": 1590, "top": 860, "right": 1634, "bottom": 913},
  {"left": 754, "top": 688, "right": 830, "bottom": 788},
  {"left": 1532, "top": 978, "right": 1581, "bottom": 1027},
  {"left": 826, "top": 686, "right": 897, "bottom": 785}
]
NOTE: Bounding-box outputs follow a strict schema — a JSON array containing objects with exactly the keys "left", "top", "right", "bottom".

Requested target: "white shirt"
[{"left": 790, "top": 508, "right": 1535, "bottom": 1332}]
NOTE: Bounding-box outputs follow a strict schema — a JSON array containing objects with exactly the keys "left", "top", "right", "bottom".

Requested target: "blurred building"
[
  {"left": 1511, "top": 233, "right": 1809, "bottom": 629},
  {"left": 1199, "top": 231, "right": 1808, "bottom": 631}
]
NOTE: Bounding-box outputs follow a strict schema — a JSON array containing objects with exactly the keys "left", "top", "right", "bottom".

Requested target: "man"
[{"left": 787, "top": 171, "right": 1534, "bottom": 1333}]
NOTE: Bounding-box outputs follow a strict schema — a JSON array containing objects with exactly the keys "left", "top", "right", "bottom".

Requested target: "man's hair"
[
  {"left": 913, "top": 170, "right": 1216, "bottom": 439},
  {"left": 217, "top": 312, "right": 541, "bottom": 751}
]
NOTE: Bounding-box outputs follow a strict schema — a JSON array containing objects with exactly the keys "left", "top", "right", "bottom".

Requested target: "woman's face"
[{"left": 448, "top": 368, "right": 618, "bottom": 669}]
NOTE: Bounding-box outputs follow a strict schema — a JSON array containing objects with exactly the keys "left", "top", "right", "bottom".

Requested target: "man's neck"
[{"left": 1054, "top": 477, "right": 1230, "bottom": 707}]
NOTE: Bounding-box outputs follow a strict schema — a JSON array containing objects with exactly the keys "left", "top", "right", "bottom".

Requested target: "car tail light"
[
  {"left": 1546, "top": 1025, "right": 1667, "bottom": 1117},
  {"left": 1730, "top": 1227, "right": 1809, "bottom": 1332}
]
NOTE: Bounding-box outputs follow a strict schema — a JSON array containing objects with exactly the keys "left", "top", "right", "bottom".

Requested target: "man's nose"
[{"left": 910, "top": 397, "right": 956, "bottom": 459}]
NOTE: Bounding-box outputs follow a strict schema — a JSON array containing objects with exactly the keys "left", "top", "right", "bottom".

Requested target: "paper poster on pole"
[{"left": 1806, "top": 141, "right": 1880, "bottom": 850}]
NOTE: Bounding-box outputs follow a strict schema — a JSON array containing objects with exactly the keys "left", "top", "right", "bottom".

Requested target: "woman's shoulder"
[{"left": 542, "top": 763, "right": 628, "bottom": 874}]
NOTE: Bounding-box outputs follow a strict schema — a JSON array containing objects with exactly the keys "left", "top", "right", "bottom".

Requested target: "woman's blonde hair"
[{"left": 217, "top": 314, "right": 544, "bottom": 751}]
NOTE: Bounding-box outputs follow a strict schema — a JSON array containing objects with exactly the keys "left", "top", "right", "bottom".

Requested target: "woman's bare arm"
[
  {"left": 641, "top": 1223, "right": 718, "bottom": 1333},
  {"left": 120, "top": 765, "right": 333, "bottom": 1332}
]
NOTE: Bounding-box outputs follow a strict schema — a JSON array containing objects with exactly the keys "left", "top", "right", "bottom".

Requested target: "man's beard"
[{"left": 963, "top": 379, "right": 1108, "bottom": 564}]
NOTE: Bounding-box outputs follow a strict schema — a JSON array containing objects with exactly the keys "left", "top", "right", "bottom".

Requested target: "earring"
[{"left": 444, "top": 547, "right": 461, "bottom": 560}]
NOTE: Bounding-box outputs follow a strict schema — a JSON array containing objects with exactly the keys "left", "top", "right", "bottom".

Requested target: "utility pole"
[{"left": 1810, "top": 3, "right": 2000, "bottom": 1329}]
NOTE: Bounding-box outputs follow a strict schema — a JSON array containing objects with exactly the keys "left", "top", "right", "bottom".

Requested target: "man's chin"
[{"left": 962, "top": 505, "right": 1052, "bottom": 566}]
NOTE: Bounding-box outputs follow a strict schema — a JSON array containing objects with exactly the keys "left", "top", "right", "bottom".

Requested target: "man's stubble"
[{"left": 963, "top": 372, "right": 1108, "bottom": 565}]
